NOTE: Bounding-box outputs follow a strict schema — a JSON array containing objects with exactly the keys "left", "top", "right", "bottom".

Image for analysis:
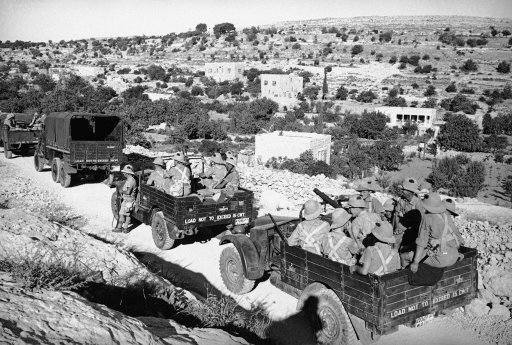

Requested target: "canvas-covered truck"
[
  {"left": 218, "top": 215, "right": 478, "bottom": 345},
  {"left": 110, "top": 167, "right": 255, "bottom": 249},
  {"left": 1, "top": 113, "right": 41, "bottom": 159},
  {"left": 34, "top": 112, "right": 124, "bottom": 187}
]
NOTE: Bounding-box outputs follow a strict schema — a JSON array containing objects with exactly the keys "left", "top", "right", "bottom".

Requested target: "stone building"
[
  {"left": 204, "top": 62, "right": 244, "bottom": 82},
  {"left": 376, "top": 106, "right": 437, "bottom": 134},
  {"left": 260, "top": 74, "right": 303, "bottom": 108},
  {"left": 255, "top": 131, "right": 331, "bottom": 164}
]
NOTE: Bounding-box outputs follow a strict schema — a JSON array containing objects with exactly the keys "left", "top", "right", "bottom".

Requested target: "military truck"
[
  {"left": 218, "top": 214, "right": 478, "bottom": 345},
  {"left": 34, "top": 112, "right": 124, "bottom": 187},
  {"left": 1, "top": 113, "right": 41, "bottom": 159},
  {"left": 110, "top": 164, "right": 255, "bottom": 249}
]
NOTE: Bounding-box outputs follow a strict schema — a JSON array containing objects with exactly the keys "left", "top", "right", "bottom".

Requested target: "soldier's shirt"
[
  {"left": 288, "top": 219, "right": 330, "bottom": 254},
  {"left": 320, "top": 232, "right": 358, "bottom": 264},
  {"left": 223, "top": 169, "right": 240, "bottom": 196},
  {"left": 364, "top": 196, "right": 382, "bottom": 214},
  {"left": 168, "top": 165, "right": 192, "bottom": 196},
  {"left": 351, "top": 210, "right": 381, "bottom": 244},
  {"left": 393, "top": 196, "right": 423, "bottom": 236},
  {"left": 360, "top": 242, "right": 401, "bottom": 276},
  {"left": 205, "top": 164, "right": 227, "bottom": 184},
  {"left": 121, "top": 175, "right": 137, "bottom": 200},
  {"left": 416, "top": 212, "right": 463, "bottom": 267},
  {"left": 146, "top": 170, "right": 169, "bottom": 191}
]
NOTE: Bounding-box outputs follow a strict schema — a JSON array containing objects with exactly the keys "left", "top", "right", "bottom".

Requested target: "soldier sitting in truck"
[
  {"left": 348, "top": 195, "right": 381, "bottom": 250},
  {"left": 288, "top": 199, "right": 330, "bottom": 254},
  {"left": 217, "top": 155, "right": 240, "bottom": 198},
  {"left": 320, "top": 208, "right": 358, "bottom": 265},
  {"left": 28, "top": 112, "right": 46, "bottom": 129},
  {"left": 3, "top": 113, "right": 18, "bottom": 129},
  {"left": 351, "top": 221, "right": 400, "bottom": 276},
  {"left": 356, "top": 180, "right": 383, "bottom": 214},
  {"left": 198, "top": 152, "right": 227, "bottom": 195},
  {"left": 113, "top": 165, "right": 137, "bottom": 233},
  {"left": 167, "top": 152, "right": 191, "bottom": 197},
  {"left": 408, "top": 192, "right": 464, "bottom": 273},
  {"left": 146, "top": 157, "right": 170, "bottom": 192}
]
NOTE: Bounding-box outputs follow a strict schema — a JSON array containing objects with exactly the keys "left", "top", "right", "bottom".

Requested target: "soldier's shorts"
[{"left": 120, "top": 200, "right": 134, "bottom": 216}]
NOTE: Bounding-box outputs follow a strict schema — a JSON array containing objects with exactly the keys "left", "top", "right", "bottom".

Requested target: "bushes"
[
  {"left": 335, "top": 85, "right": 348, "bottom": 100},
  {"left": 423, "top": 85, "right": 436, "bottom": 97},
  {"left": 428, "top": 155, "right": 485, "bottom": 197},
  {"left": 437, "top": 113, "right": 482, "bottom": 152},
  {"left": 460, "top": 59, "right": 478, "bottom": 72},
  {"left": 351, "top": 44, "right": 363, "bottom": 56},
  {"left": 445, "top": 83, "right": 457, "bottom": 93},
  {"left": 440, "top": 94, "right": 477, "bottom": 115},
  {"left": 356, "top": 90, "right": 377, "bottom": 103},
  {"left": 267, "top": 151, "right": 334, "bottom": 177},
  {"left": 497, "top": 61, "right": 510, "bottom": 74}
]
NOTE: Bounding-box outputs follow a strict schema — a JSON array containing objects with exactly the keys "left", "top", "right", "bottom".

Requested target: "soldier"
[
  {"left": 3, "top": 113, "right": 17, "bottom": 129},
  {"left": 217, "top": 155, "right": 240, "bottom": 198},
  {"left": 348, "top": 195, "right": 381, "bottom": 250},
  {"left": 350, "top": 222, "right": 400, "bottom": 276},
  {"left": 288, "top": 199, "right": 330, "bottom": 254},
  {"left": 356, "top": 180, "right": 383, "bottom": 213},
  {"left": 409, "top": 192, "right": 464, "bottom": 273},
  {"left": 113, "top": 165, "right": 137, "bottom": 233},
  {"left": 380, "top": 199, "right": 395, "bottom": 223},
  {"left": 168, "top": 152, "right": 191, "bottom": 197},
  {"left": 393, "top": 177, "right": 424, "bottom": 252},
  {"left": 320, "top": 209, "right": 358, "bottom": 265},
  {"left": 198, "top": 152, "right": 227, "bottom": 195},
  {"left": 146, "top": 157, "right": 170, "bottom": 192}
]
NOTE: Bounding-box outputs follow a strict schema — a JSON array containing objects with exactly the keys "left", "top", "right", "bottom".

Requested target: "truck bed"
[
  {"left": 2, "top": 126, "right": 40, "bottom": 149},
  {"left": 68, "top": 141, "right": 123, "bottom": 165},
  {"left": 277, "top": 244, "right": 477, "bottom": 335}
]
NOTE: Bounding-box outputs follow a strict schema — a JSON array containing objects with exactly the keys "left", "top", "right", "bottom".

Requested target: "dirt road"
[{"left": 1, "top": 152, "right": 492, "bottom": 345}]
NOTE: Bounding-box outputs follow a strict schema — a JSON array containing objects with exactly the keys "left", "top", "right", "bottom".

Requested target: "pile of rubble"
[{"left": 455, "top": 216, "right": 512, "bottom": 320}]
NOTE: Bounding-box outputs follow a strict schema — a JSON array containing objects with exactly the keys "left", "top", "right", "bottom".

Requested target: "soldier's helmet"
[
  {"left": 401, "top": 177, "right": 420, "bottom": 195},
  {"left": 356, "top": 180, "right": 382, "bottom": 192},
  {"left": 121, "top": 164, "right": 135, "bottom": 175},
  {"left": 302, "top": 199, "right": 322, "bottom": 220},
  {"left": 172, "top": 152, "right": 189, "bottom": 165},
  {"left": 347, "top": 195, "right": 366, "bottom": 209}
]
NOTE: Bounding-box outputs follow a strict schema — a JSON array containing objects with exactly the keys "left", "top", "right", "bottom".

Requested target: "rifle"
[
  {"left": 268, "top": 213, "right": 289, "bottom": 246},
  {"left": 313, "top": 188, "right": 361, "bottom": 248}
]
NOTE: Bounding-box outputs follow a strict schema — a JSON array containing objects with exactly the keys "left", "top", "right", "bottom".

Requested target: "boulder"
[
  {"left": 488, "top": 304, "right": 511, "bottom": 321},
  {"left": 487, "top": 270, "right": 512, "bottom": 298},
  {"left": 465, "top": 298, "right": 490, "bottom": 317}
]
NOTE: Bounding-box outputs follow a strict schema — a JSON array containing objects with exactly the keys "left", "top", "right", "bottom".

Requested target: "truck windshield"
[{"left": 70, "top": 116, "right": 122, "bottom": 141}]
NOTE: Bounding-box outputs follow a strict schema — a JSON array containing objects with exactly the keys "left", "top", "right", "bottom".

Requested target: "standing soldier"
[
  {"left": 113, "top": 165, "right": 137, "bottom": 233},
  {"left": 146, "top": 157, "right": 170, "bottom": 192},
  {"left": 347, "top": 195, "right": 381, "bottom": 250},
  {"left": 288, "top": 199, "right": 330, "bottom": 254},
  {"left": 409, "top": 192, "right": 464, "bottom": 272},
  {"left": 168, "top": 152, "right": 191, "bottom": 197},
  {"left": 356, "top": 180, "right": 383, "bottom": 213}
]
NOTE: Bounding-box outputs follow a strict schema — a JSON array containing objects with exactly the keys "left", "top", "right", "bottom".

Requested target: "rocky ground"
[{"left": 1, "top": 149, "right": 512, "bottom": 344}]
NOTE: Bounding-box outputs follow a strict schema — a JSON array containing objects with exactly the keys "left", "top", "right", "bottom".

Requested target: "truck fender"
[{"left": 220, "top": 234, "right": 264, "bottom": 280}]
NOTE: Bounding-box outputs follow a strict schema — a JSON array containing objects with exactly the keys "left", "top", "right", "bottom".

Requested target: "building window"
[
  {"left": 404, "top": 115, "right": 410, "bottom": 122},
  {"left": 227, "top": 68, "right": 231, "bottom": 73},
  {"left": 274, "top": 94, "right": 278, "bottom": 98},
  {"left": 264, "top": 80, "right": 268, "bottom": 85},
  {"left": 272, "top": 81, "right": 276, "bottom": 86},
  {"left": 419, "top": 115, "right": 425, "bottom": 123},
  {"left": 396, "top": 114, "right": 403, "bottom": 122},
  {"left": 411, "top": 115, "right": 418, "bottom": 122},
  {"left": 427, "top": 116, "right": 431, "bottom": 122}
]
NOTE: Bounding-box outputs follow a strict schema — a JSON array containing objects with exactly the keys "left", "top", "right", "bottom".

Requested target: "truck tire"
[
  {"left": 219, "top": 244, "right": 255, "bottom": 294},
  {"left": 51, "top": 158, "right": 62, "bottom": 183},
  {"left": 297, "top": 284, "right": 356, "bottom": 345},
  {"left": 151, "top": 210, "right": 175, "bottom": 250},
  {"left": 34, "top": 152, "right": 45, "bottom": 172},
  {"left": 111, "top": 191, "right": 120, "bottom": 220},
  {"left": 59, "top": 163, "right": 72, "bottom": 188}
]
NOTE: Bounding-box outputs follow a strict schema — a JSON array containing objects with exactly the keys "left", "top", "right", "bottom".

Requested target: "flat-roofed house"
[
  {"left": 376, "top": 106, "right": 437, "bottom": 134},
  {"left": 204, "top": 62, "right": 244, "bottom": 82},
  {"left": 260, "top": 74, "right": 303, "bottom": 109}
]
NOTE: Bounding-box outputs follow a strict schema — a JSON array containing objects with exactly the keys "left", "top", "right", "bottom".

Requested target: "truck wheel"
[
  {"left": 51, "top": 158, "right": 62, "bottom": 183},
  {"left": 111, "top": 191, "right": 120, "bottom": 220},
  {"left": 59, "top": 164, "right": 72, "bottom": 188},
  {"left": 34, "top": 152, "right": 45, "bottom": 172},
  {"left": 151, "top": 210, "right": 175, "bottom": 250},
  {"left": 219, "top": 244, "right": 255, "bottom": 294},
  {"left": 297, "top": 284, "right": 356, "bottom": 345}
]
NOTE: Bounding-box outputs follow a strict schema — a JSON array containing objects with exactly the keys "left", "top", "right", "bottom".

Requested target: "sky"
[{"left": 0, "top": 0, "right": 511, "bottom": 42}]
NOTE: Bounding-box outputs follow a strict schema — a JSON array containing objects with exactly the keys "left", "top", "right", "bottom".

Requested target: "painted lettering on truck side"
[{"left": 184, "top": 212, "right": 246, "bottom": 224}]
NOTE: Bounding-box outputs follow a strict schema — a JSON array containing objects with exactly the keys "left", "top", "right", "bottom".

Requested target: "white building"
[
  {"left": 260, "top": 74, "right": 303, "bottom": 108},
  {"left": 255, "top": 131, "right": 331, "bottom": 164},
  {"left": 204, "top": 62, "right": 244, "bottom": 82},
  {"left": 376, "top": 106, "right": 437, "bottom": 134}
]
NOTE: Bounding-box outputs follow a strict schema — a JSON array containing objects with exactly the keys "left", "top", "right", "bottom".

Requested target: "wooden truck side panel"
[
  {"left": 278, "top": 244, "right": 478, "bottom": 335},
  {"left": 2, "top": 126, "right": 40, "bottom": 150}
]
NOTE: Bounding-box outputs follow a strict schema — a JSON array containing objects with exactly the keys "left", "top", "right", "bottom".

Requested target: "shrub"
[
  {"left": 268, "top": 151, "right": 334, "bottom": 177},
  {"left": 335, "top": 85, "right": 349, "bottom": 100},
  {"left": 423, "top": 85, "right": 436, "bottom": 96},
  {"left": 356, "top": 90, "right": 377, "bottom": 103},
  {"left": 503, "top": 176, "right": 512, "bottom": 202},
  {"left": 483, "top": 134, "right": 508, "bottom": 152},
  {"left": 428, "top": 156, "right": 485, "bottom": 197},
  {"left": 445, "top": 83, "right": 457, "bottom": 93},
  {"left": 460, "top": 59, "right": 478, "bottom": 72},
  {"left": 351, "top": 44, "right": 363, "bottom": 55},
  {"left": 389, "top": 55, "right": 397, "bottom": 64},
  {"left": 190, "top": 85, "right": 204, "bottom": 96},
  {"left": 437, "top": 113, "right": 482, "bottom": 152},
  {"left": 497, "top": 61, "right": 510, "bottom": 74},
  {"left": 440, "top": 94, "right": 477, "bottom": 114}
]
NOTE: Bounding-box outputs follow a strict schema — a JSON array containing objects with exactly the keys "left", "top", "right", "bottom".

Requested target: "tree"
[
  {"left": 213, "top": 23, "right": 236, "bottom": 38},
  {"left": 196, "top": 23, "right": 207, "bottom": 33},
  {"left": 497, "top": 61, "right": 510, "bottom": 74},
  {"left": 303, "top": 86, "right": 321, "bottom": 101},
  {"left": 356, "top": 90, "right": 377, "bottom": 103},
  {"left": 33, "top": 73, "right": 56, "bottom": 92},
  {"left": 351, "top": 45, "right": 363, "bottom": 56},
  {"left": 422, "top": 98, "right": 437, "bottom": 108},
  {"left": 122, "top": 85, "right": 149, "bottom": 100},
  {"left": 146, "top": 64, "right": 166, "bottom": 81},
  {"left": 440, "top": 94, "right": 477, "bottom": 114},
  {"left": 428, "top": 156, "right": 485, "bottom": 197},
  {"left": 191, "top": 85, "right": 204, "bottom": 96},
  {"left": 424, "top": 85, "right": 437, "bottom": 97},
  {"left": 445, "top": 83, "right": 457, "bottom": 93},
  {"left": 482, "top": 113, "right": 494, "bottom": 134},
  {"left": 352, "top": 111, "right": 388, "bottom": 139},
  {"left": 379, "top": 31, "right": 392, "bottom": 43},
  {"left": 335, "top": 85, "right": 348, "bottom": 100},
  {"left": 483, "top": 134, "right": 508, "bottom": 152},
  {"left": 386, "top": 96, "right": 407, "bottom": 107},
  {"left": 437, "top": 113, "right": 482, "bottom": 152},
  {"left": 460, "top": 59, "right": 478, "bottom": 72}
]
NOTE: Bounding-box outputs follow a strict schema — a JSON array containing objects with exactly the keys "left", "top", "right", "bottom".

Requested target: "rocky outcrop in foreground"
[{"left": 0, "top": 273, "right": 248, "bottom": 345}]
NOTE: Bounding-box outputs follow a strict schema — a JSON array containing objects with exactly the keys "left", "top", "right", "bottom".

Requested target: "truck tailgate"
[{"left": 70, "top": 141, "right": 123, "bottom": 164}]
